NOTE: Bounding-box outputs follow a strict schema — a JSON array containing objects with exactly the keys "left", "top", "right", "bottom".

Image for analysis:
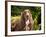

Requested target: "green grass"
[{"left": 11, "top": 16, "right": 21, "bottom": 24}]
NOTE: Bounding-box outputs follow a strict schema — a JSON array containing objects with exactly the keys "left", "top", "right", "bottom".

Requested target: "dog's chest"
[
  {"left": 25, "top": 20, "right": 30, "bottom": 30},
  {"left": 26, "top": 20, "right": 30, "bottom": 25}
]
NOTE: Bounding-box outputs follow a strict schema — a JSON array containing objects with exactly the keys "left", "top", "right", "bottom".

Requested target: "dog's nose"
[
  {"left": 27, "top": 15, "right": 28, "bottom": 18},
  {"left": 26, "top": 15, "right": 29, "bottom": 19}
]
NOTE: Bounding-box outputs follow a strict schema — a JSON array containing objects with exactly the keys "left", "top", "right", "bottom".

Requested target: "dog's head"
[
  {"left": 21, "top": 9, "right": 32, "bottom": 23},
  {"left": 21, "top": 9, "right": 32, "bottom": 20}
]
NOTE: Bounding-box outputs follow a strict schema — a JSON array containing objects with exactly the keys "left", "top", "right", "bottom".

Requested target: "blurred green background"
[{"left": 11, "top": 5, "right": 41, "bottom": 30}]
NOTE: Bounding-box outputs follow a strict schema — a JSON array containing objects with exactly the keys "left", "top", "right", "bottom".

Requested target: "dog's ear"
[
  {"left": 21, "top": 12, "right": 24, "bottom": 17},
  {"left": 21, "top": 12, "right": 24, "bottom": 20}
]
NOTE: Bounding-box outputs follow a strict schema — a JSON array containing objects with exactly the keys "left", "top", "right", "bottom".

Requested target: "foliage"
[{"left": 11, "top": 5, "right": 41, "bottom": 30}]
